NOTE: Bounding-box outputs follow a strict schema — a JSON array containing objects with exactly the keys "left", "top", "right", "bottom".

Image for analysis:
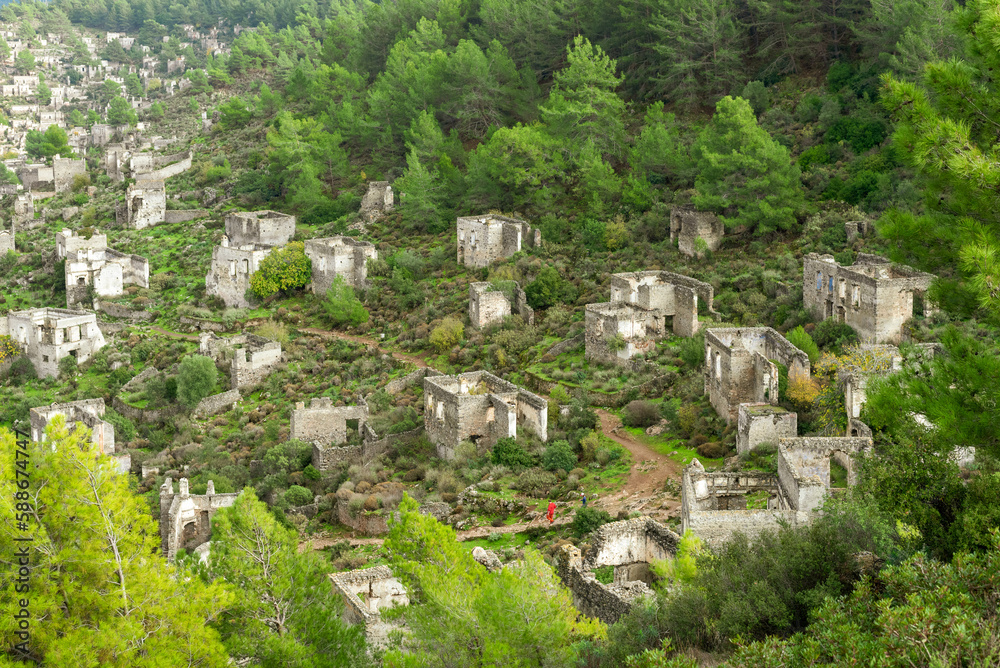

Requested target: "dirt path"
[
  {"left": 594, "top": 409, "right": 681, "bottom": 521},
  {"left": 300, "top": 327, "right": 430, "bottom": 369}
]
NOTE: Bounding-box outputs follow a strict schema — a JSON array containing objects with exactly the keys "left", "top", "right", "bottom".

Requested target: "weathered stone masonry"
[
  {"left": 803, "top": 253, "right": 935, "bottom": 344},
  {"left": 29, "top": 398, "right": 130, "bottom": 473},
  {"left": 7, "top": 308, "right": 105, "bottom": 378},
  {"left": 469, "top": 281, "right": 534, "bottom": 328},
  {"left": 57, "top": 228, "right": 149, "bottom": 307},
  {"left": 704, "top": 327, "right": 811, "bottom": 424},
  {"left": 199, "top": 331, "right": 282, "bottom": 390},
  {"left": 205, "top": 210, "right": 297, "bottom": 308},
  {"left": 456, "top": 214, "right": 541, "bottom": 268},
  {"left": 423, "top": 371, "right": 547, "bottom": 459},
  {"left": 304, "top": 236, "right": 377, "bottom": 295},
  {"left": 585, "top": 270, "right": 714, "bottom": 365},
  {"left": 330, "top": 566, "right": 408, "bottom": 647},
  {"left": 670, "top": 206, "right": 724, "bottom": 258},
  {"left": 159, "top": 478, "right": 238, "bottom": 561}
]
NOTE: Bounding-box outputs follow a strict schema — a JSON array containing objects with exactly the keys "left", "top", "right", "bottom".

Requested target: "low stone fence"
[
  {"left": 178, "top": 315, "right": 271, "bottom": 333},
  {"left": 164, "top": 209, "right": 210, "bottom": 223},
  {"left": 313, "top": 425, "right": 424, "bottom": 470},
  {"left": 112, "top": 396, "right": 172, "bottom": 424},
  {"left": 192, "top": 389, "right": 240, "bottom": 419},
  {"left": 336, "top": 502, "right": 390, "bottom": 535},
  {"left": 120, "top": 367, "right": 158, "bottom": 393},
  {"left": 538, "top": 335, "right": 583, "bottom": 363},
  {"left": 96, "top": 301, "right": 155, "bottom": 322}
]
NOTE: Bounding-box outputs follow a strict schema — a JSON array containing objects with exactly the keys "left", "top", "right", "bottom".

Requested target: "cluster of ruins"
[
  {"left": 56, "top": 228, "right": 149, "bottom": 308},
  {"left": 205, "top": 210, "right": 297, "bottom": 308},
  {"left": 423, "top": 370, "right": 548, "bottom": 459},
  {"left": 585, "top": 270, "right": 714, "bottom": 365}
]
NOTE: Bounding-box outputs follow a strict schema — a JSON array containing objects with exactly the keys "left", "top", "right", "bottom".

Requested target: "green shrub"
[
  {"left": 622, "top": 400, "right": 660, "bottom": 428},
  {"left": 303, "top": 464, "right": 321, "bottom": 481},
  {"left": 572, "top": 507, "right": 613, "bottom": 538},
  {"left": 249, "top": 241, "right": 311, "bottom": 300},
  {"left": 677, "top": 332, "right": 705, "bottom": 368},
  {"left": 430, "top": 317, "right": 464, "bottom": 352},
  {"left": 785, "top": 325, "right": 820, "bottom": 364},
  {"left": 812, "top": 320, "right": 859, "bottom": 353},
  {"left": 542, "top": 441, "right": 577, "bottom": 473},
  {"left": 797, "top": 145, "right": 831, "bottom": 172},
  {"left": 177, "top": 355, "right": 218, "bottom": 408},
  {"left": 58, "top": 354, "right": 77, "bottom": 378},
  {"left": 740, "top": 81, "right": 770, "bottom": 116},
  {"left": 322, "top": 275, "right": 369, "bottom": 327},
  {"left": 491, "top": 438, "right": 533, "bottom": 469},
  {"left": 284, "top": 485, "right": 313, "bottom": 506}
]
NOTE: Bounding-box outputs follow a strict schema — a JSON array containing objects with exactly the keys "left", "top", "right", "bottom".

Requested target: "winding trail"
[{"left": 288, "top": 327, "right": 683, "bottom": 547}]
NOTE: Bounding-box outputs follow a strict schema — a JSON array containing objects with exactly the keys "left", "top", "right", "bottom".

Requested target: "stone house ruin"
[
  {"left": 456, "top": 214, "right": 541, "bottom": 268},
  {"left": 199, "top": 331, "right": 282, "bottom": 390},
  {"left": 359, "top": 181, "right": 394, "bottom": 222},
  {"left": 291, "top": 397, "right": 371, "bottom": 470},
  {"left": 803, "top": 253, "right": 936, "bottom": 343},
  {"left": 29, "top": 398, "right": 130, "bottom": 473},
  {"left": 57, "top": 228, "right": 149, "bottom": 307},
  {"left": 704, "top": 327, "right": 812, "bottom": 423},
  {"left": 424, "top": 371, "right": 547, "bottom": 459},
  {"left": 206, "top": 210, "right": 296, "bottom": 308},
  {"left": 304, "top": 236, "right": 377, "bottom": 295},
  {"left": 585, "top": 270, "right": 714, "bottom": 365},
  {"left": 330, "top": 566, "right": 409, "bottom": 647},
  {"left": 13, "top": 194, "right": 34, "bottom": 228},
  {"left": 845, "top": 220, "right": 873, "bottom": 242},
  {"left": 736, "top": 403, "right": 797, "bottom": 455},
  {"left": 558, "top": 517, "right": 680, "bottom": 624},
  {"left": 682, "top": 435, "right": 871, "bottom": 547},
  {"left": 125, "top": 178, "right": 167, "bottom": 229},
  {"left": 53, "top": 156, "right": 86, "bottom": 193},
  {"left": 0, "top": 226, "right": 12, "bottom": 254},
  {"left": 469, "top": 281, "right": 534, "bottom": 328},
  {"left": 129, "top": 150, "right": 192, "bottom": 182},
  {"left": 670, "top": 206, "right": 725, "bottom": 258},
  {"left": 159, "top": 478, "right": 238, "bottom": 561},
  {"left": 17, "top": 163, "right": 54, "bottom": 191},
  {"left": 7, "top": 308, "right": 105, "bottom": 378}
]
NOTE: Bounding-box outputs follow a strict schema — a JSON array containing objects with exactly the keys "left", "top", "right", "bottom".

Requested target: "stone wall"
[
  {"left": 803, "top": 253, "right": 935, "bottom": 344},
  {"left": 7, "top": 308, "right": 105, "bottom": 379},
  {"left": 230, "top": 337, "right": 282, "bottom": 389},
  {"left": 456, "top": 214, "right": 541, "bottom": 268},
  {"left": 469, "top": 281, "right": 534, "bottom": 329},
  {"left": 126, "top": 179, "right": 167, "bottom": 229},
  {"left": 670, "top": 206, "right": 724, "bottom": 257},
  {"left": 164, "top": 209, "right": 210, "bottom": 223},
  {"left": 192, "top": 389, "right": 241, "bottom": 419},
  {"left": 225, "top": 210, "right": 296, "bottom": 247},
  {"left": 336, "top": 502, "right": 390, "bottom": 535},
  {"left": 29, "top": 398, "right": 116, "bottom": 454},
  {"left": 359, "top": 181, "right": 394, "bottom": 222},
  {"left": 205, "top": 243, "right": 272, "bottom": 308},
  {"left": 132, "top": 150, "right": 192, "bottom": 182},
  {"left": 53, "top": 156, "right": 86, "bottom": 193},
  {"left": 95, "top": 301, "right": 154, "bottom": 321},
  {"left": 159, "top": 478, "right": 238, "bottom": 561},
  {"left": 0, "top": 229, "right": 13, "bottom": 254},
  {"left": 291, "top": 396, "right": 368, "bottom": 445},
  {"left": 736, "top": 403, "right": 797, "bottom": 454},
  {"left": 304, "top": 236, "right": 377, "bottom": 294},
  {"left": 330, "top": 565, "right": 408, "bottom": 647}
]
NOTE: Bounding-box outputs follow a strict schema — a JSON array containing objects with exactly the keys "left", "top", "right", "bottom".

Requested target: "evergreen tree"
[
  {"left": 692, "top": 95, "right": 805, "bottom": 234},
  {"left": 0, "top": 421, "right": 233, "bottom": 666},
  {"left": 106, "top": 96, "right": 138, "bottom": 126}
]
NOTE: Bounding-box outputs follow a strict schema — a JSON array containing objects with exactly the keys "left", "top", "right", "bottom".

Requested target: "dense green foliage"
[
  {"left": 248, "top": 241, "right": 312, "bottom": 300},
  {"left": 321, "top": 275, "right": 369, "bottom": 328},
  {"left": 176, "top": 354, "right": 218, "bottom": 408}
]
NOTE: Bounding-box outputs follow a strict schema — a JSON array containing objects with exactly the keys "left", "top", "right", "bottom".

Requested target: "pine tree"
[{"left": 692, "top": 95, "right": 805, "bottom": 234}]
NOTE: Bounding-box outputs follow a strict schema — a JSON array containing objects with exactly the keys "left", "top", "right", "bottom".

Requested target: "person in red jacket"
[{"left": 547, "top": 501, "right": 556, "bottom": 524}]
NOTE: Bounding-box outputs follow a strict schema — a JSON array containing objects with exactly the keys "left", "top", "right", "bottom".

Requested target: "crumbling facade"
[
  {"left": 159, "top": 478, "right": 238, "bottom": 561},
  {"left": 57, "top": 228, "right": 149, "bottom": 307},
  {"left": 291, "top": 397, "right": 372, "bottom": 470},
  {"left": 424, "top": 371, "right": 548, "bottom": 459},
  {"left": 29, "top": 398, "right": 130, "bottom": 473},
  {"left": 13, "top": 194, "right": 34, "bottom": 228},
  {"left": 205, "top": 211, "right": 296, "bottom": 307},
  {"left": 53, "top": 156, "right": 86, "bottom": 193},
  {"left": 0, "top": 227, "right": 12, "bottom": 254},
  {"left": 682, "top": 435, "right": 871, "bottom": 546},
  {"left": 7, "top": 308, "right": 105, "bottom": 378},
  {"left": 803, "top": 253, "right": 936, "bottom": 343},
  {"left": 130, "top": 150, "right": 192, "bottom": 182},
  {"left": 330, "top": 566, "right": 409, "bottom": 647},
  {"left": 456, "top": 214, "right": 541, "bottom": 268},
  {"left": 304, "top": 236, "right": 377, "bottom": 295},
  {"left": 558, "top": 517, "right": 679, "bottom": 624},
  {"left": 359, "top": 181, "right": 394, "bottom": 222},
  {"left": 586, "top": 271, "right": 714, "bottom": 365},
  {"left": 704, "top": 327, "right": 811, "bottom": 423},
  {"left": 670, "top": 206, "right": 725, "bottom": 257},
  {"left": 125, "top": 179, "right": 167, "bottom": 229},
  {"left": 469, "top": 281, "right": 534, "bottom": 328},
  {"left": 198, "top": 331, "right": 282, "bottom": 390},
  {"left": 736, "top": 403, "right": 797, "bottom": 455}
]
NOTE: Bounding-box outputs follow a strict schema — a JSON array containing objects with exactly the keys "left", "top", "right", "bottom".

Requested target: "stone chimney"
[
  {"left": 206, "top": 480, "right": 215, "bottom": 495},
  {"left": 161, "top": 477, "right": 174, "bottom": 495},
  {"left": 179, "top": 478, "right": 189, "bottom": 497}
]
